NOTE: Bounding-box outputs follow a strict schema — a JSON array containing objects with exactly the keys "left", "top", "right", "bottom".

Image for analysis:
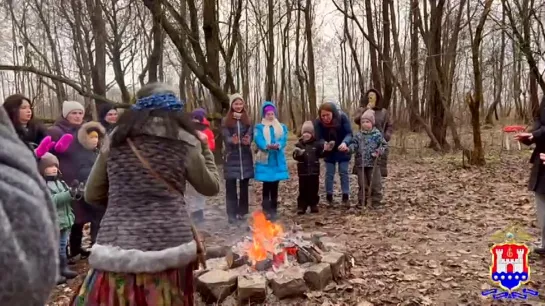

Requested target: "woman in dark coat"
[
  {"left": 98, "top": 103, "right": 118, "bottom": 133},
  {"left": 2, "top": 94, "right": 47, "bottom": 150},
  {"left": 314, "top": 102, "right": 353, "bottom": 205},
  {"left": 47, "top": 100, "right": 94, "bottom": 260},
  {"left": 517, "top": 96, "right": 545, "bottom": 256},
  {"left": 222, "top": 93, "right": 254, "bottom": 224}
]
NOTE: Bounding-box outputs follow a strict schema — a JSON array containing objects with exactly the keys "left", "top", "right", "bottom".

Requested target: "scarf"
[{"left": 257, "top": 118, "right": 284, "bottom": 163}]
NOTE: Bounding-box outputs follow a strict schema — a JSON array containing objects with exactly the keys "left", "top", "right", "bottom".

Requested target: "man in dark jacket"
[
  {"left": 314, "top": 102, "right": 353, "bottom": 205},
  {"left": 517, "top": 97, "right": 545, "bottom": 256}
]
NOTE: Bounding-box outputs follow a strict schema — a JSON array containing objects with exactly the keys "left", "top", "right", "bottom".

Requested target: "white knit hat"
[{"left": 62, "top": 101, "right": 85, "bottom": 118}]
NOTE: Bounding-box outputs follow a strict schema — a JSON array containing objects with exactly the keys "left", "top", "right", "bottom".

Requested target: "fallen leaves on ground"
[{"left": 47, "top": 140, "right": 545, "bottom": 305}]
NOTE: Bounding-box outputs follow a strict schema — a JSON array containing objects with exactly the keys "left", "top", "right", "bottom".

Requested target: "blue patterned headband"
[{"left": 131, "top": 93, "right": 184, "bottom": 111}]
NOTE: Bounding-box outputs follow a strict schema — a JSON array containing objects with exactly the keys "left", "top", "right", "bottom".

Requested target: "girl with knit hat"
[
  {"left": 349, "top": 109, "right": 387, "bottom": 208},
  {"left": 222, "top": 93, "right": 254, "bottom": 224},
  {"left": 293, "top": 120, "right": 326, "bottom": 214},
  {"left": 34, "top": 134, "right": 79, "bottom": 284},
  {"left": 254, "top": 101, "right": 289, "bottom": 221},
  {"left": 72, "top": 82, "right": 220, "bottom": 306},
  {"left": 185, "top": 108, "right": 216, "bottom": 223}
]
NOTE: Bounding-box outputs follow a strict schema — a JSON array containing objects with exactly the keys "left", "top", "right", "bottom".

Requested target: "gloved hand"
[
  {"left": 54, "top": 134, "right": 74, "bottom": 153},
  {"left": 34, "top": 136, "right": 55, "bottom": 158}
]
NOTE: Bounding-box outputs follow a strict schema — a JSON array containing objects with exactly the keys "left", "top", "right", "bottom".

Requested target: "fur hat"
[
  {"left": 360, "top": 109, "right": 375, "bottom": 126},
  {"left": 77, "top": 121, "right": 106, "bottom": 150},
  {"left": 62, "top": 101, "right": 85, "bottom": 118},
  {"left": 301, "top": 120, "right": 314, "bottom": 136},
  {"left": 38, "top": 152, "right": 59, "bottom": 176}
]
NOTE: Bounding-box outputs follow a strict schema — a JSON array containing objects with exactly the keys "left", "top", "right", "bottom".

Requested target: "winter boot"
[
  {"left": 342, "top": 194, "right": 349, "bottom": 206},
  {"left": 310, "top": 206, "right": 319, "bottom": 213},
  {"left": 56, "top": 274, "right": 67, "bottom": 285},
  {"left": 326, "top": 194, "right": 333, "bottom": 204},
  {"left": 60, "top": 256, "right": 78, "bottom": 279}
]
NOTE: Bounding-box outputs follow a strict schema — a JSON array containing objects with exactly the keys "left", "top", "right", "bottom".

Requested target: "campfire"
[{"left": 195, "top": 211, "right": 351, "bottom": 303}]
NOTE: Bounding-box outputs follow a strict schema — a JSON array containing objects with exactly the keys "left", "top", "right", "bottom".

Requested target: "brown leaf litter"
[{"left": 46, "top": 141, "right": 545, "bottom": 305}]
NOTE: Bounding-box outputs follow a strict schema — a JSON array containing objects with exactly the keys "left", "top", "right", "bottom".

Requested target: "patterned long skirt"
[{"left": 71, "top": 264, "right": 195, "bottom": 306}]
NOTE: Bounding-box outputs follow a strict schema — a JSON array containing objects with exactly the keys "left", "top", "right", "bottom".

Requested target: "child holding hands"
[{"left": 349, "top": 109, "right": 387, "bottom": 208}]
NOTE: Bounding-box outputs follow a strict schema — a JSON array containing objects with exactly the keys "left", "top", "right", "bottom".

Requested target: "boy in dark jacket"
[
  {"left": 293, "top": 121, "right": 325, "bottom": 214},
  {"left": 349, "top": 109, "right": 387, "bottom": 208}
]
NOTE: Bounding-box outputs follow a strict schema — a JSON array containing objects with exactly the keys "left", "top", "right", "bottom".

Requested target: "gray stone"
[
  {"left": 304, "top": 263, "right": 332, "bottom": 290},
  {"left": 205, "top": 257, "right": 229, "bottom": 270},
  {"left": 270, "top": 266, "right": 308, "bottom": 299},
  {"left": 237, "top": 274, "right": 267, "bottom": 302},
  {"left": 321, "top": 251, "right": 345, "bottom": 279},
  {"left": 196, "top": 270, "right": 237, "bottom": 303}
]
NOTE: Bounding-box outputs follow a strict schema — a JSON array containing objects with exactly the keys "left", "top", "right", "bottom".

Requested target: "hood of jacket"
[{"left": 77, "top": 121, "right": 106, "bottom": 150}]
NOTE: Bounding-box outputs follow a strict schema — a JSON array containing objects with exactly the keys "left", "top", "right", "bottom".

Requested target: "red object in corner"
[
  {"left": 202, "top": 118, "right": 216, "bottom": 151},
  {"left": 502, "top": 125, "right": 526, "bottom": 133}
]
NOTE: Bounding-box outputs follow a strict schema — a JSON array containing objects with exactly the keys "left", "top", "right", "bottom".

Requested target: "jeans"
[
  {"left": 59, "top": 229, "right": 69, "bottom": 261},
  {"left": 325, "top": 161, "right": 350, "bottom": 195}
]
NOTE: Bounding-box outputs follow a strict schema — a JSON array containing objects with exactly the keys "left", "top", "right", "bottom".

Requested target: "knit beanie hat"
[
  {"left": 263, "top": 105, "right": 275, "bottom": 116},
  {"left": 229, "top": 93, "right": 244, "bottom": 106},
  {"left": 301, "top": 120, "right": 314, "bottom": 136},
  {"left": 131, "top": 93, "right": 184, "bottom": 111},
  {"left": 38, "top": 152, "right": 59, "bottom": 176},
  {"left": 62, "top": 101, "right": 85, "bottom": 118},
  {"left": 361, "top": 109, "right": 375, "bottom": 126},
  {"left": 192, "top": 108, "right": 207, "bottom": 122}
]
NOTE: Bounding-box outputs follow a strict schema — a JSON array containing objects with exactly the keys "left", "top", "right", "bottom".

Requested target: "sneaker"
[
  {"left": 310, "top": 206, "right": 319, "bottom": 213},
  {"left": 228, "top": 216, "right": 237, "bottom": 224},
  {"left": 326, "top": 194, "right": 333, "bottom": 204},
  {"left": 297, "top": 209, "right": 306, "bottom": 215}
]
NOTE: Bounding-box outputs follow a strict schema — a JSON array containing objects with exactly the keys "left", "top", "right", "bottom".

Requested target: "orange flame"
[{"left": 246, "top": 211, "right": 284, "bottom": 263}]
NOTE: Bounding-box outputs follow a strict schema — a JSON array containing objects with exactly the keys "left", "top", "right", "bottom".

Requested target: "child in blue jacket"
[{"left": 254, "top": 102, "right": 289, "bottom": 220}]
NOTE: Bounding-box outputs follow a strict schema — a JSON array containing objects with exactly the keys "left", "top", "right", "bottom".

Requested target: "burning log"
[
  {"left": 255, "top": 258, "right": 273, "bottom": 271},
  {"left": 225, "top": 249, "right": 249, "bottom": 269},
  {"left": 294, "top": 243, "right": 322, "bottom": 264}
]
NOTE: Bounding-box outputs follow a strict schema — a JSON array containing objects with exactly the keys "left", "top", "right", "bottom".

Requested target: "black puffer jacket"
[{"left": 293, "top": 138, "right": 324, "bottom": 176}]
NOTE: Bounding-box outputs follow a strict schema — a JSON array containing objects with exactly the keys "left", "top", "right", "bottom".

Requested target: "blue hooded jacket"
[
  {"left": 314, "top": 102, "right": 353, "bottom": 163},
  {"left": 253, "top": 101, "right": 290, "bottom": 182}
]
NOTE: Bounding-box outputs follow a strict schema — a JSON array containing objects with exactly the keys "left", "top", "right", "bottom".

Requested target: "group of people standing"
[
  {"left": 0, "top": 83, "right": 393, "bottom": 306},
  {"left": 2, "top": 94, "right": 118, "bottom": 284}
]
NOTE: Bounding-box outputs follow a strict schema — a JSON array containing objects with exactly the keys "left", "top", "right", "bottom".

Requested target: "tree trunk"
[{"left": 304, "top": 0, "right": 317, "bottom": 118}]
